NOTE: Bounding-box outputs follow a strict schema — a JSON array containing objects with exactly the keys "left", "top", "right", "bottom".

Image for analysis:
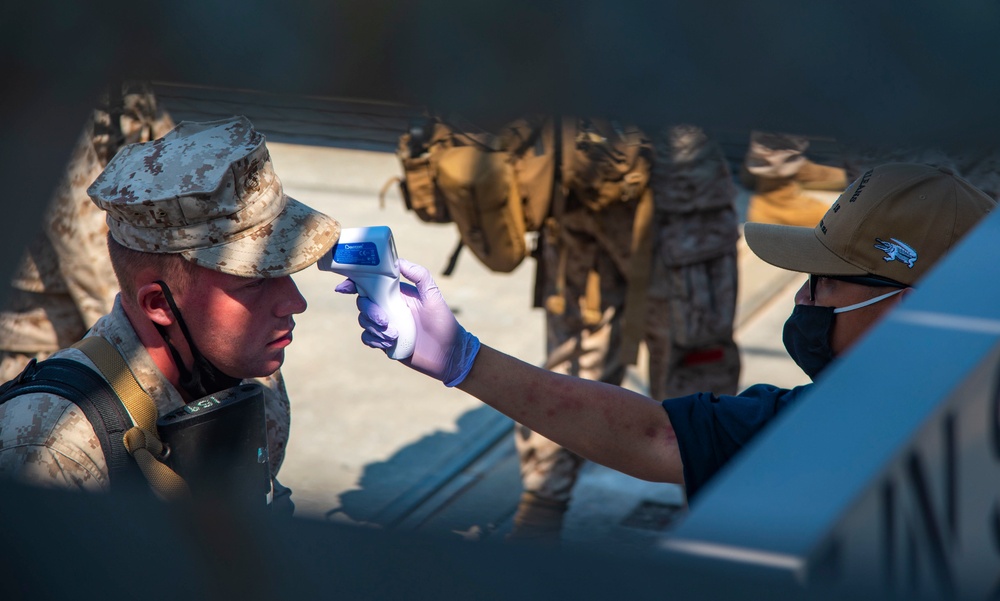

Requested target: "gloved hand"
[{"left": 335, "top": 259, "right": 481, "bottom": 387}]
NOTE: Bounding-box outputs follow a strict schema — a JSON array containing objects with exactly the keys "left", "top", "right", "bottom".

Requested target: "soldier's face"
[{"left": 174, "top": 268, "right": 308, "bottom": 379}]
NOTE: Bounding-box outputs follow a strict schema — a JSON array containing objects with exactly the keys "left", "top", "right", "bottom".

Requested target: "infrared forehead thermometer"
[{"left": 318, "top": 226, "right": 416, "bottom": 360}]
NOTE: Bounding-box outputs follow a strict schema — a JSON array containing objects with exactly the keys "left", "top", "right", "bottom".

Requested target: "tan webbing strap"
[
  {"left": 618, "top": 186, "right": 655, "bottom": 367},
  {"left": 378, "top": 176, "right": 401, "bottom": 210},
  {"left": 543, "top": 116, "right": 572, "bottom": 317},
  {"left": 581, "top": 269, "right": 602, "bottom": 326},
  {"left": 73, "top": 336, "right": 190, "bottom": 500},
  {"left": 544, "top": 235, "right": 569, "bottom": 316}
]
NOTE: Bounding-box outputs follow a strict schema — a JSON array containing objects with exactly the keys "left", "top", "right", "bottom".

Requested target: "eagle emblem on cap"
[{"left": 874, "top": 238, "right": 917, "bottom": 268}]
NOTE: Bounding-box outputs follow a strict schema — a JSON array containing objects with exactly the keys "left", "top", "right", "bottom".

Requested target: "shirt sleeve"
[
  {"left": 0, "top": 392, "right": 108, "bottom": 492},
  {"left": 662, "top": 383, "right": 810, "bottom": 500}
]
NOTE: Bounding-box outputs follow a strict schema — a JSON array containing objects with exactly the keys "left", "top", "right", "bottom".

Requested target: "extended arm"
[
  {"left": 338, "top": 259, "right": 684, "bottom": 484},
  {"left": 459, "top": 344, "right": 682, "bottom": 483}
]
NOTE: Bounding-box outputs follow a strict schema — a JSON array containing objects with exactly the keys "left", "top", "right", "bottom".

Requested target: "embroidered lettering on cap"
[
  {"left": 874, "top": 237, "right": 917, "bottom": 268},
  {"left": 848, "top": 169, "right": 873, "bottom": 203}
]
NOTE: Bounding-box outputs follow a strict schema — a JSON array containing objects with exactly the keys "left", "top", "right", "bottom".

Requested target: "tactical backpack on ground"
[{"left": 386, "top": 114, "right": 655, "bottom": 365}]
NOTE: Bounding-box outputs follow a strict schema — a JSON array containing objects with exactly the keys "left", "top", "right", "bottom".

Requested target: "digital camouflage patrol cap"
[
  {"left": 744, "top": 163, "right": 996, "bottom": 286},
  {"left": 88, "top": 115, "right": 341, "bottom": 277}
]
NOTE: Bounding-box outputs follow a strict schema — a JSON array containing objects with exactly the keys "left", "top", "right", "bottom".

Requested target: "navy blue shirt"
[{"left": 662, "top": 383, "right": 813, "bottom": 500}]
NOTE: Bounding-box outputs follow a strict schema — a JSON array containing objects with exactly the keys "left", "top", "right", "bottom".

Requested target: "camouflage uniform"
[
  {"left": 513, "top": 125, "right": 740, "bottom": 535},
  {"left": 0, "top": 116, "right": 341, "bottom": 508}
]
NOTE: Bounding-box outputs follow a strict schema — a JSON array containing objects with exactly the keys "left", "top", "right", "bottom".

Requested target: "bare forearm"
[{"left": 457, "top": 345, "right": 683, "bottom": 483}]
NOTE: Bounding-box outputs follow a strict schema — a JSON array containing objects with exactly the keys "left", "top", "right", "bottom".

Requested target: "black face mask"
[
  {"left": 153, "top": 280, "right": 241, "bottom": 399},
  {"left": 782, "top": 305, "right": 837, "bottom": 381},
  {"left": 782, "top": 288, "right": 906, "bottom": 381}
]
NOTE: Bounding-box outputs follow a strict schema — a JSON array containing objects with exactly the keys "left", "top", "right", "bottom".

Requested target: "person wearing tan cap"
[
  {"left": 0, "top": 116, "right": 340, "bottom": 508},
  {"left": 339, "top": 163, "right": 995, "bottom": 503}
]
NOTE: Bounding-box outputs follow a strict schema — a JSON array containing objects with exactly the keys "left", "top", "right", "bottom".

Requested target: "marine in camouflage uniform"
[
  {"left": 0, "top": 88, "right": 299, "bottom": 495},
  {"left": 511, "top": 124, "right": 741, "bottom": 541},
  {"left": 0, "top": 116, "right": 341, "bottom": 511},
  {"left": 0, "top": 84, "right": 175, "bottom": 380}
]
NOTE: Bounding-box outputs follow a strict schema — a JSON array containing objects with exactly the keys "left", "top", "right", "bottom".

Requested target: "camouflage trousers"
[{"left": 516, "top": 131, "right": 741, "bottom": 504}]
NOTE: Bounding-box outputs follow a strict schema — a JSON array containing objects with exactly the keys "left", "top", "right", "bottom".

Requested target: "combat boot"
[
  {"left": 794, "top": 160, "right": 848, "bottom": 191},
  {"left": 740, "top": 160, "right": 847, "bottom": 192},
  {"left": 506, "top": 491, "right": 568, "bottom": 546},
  {"left": 747, "top": 176, "right": 831, "bottom": 227}
]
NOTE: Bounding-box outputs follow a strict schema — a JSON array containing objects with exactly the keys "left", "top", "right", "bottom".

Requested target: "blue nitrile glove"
[{"left": 335, "top": 259, "right": 481, "bottom": 387}]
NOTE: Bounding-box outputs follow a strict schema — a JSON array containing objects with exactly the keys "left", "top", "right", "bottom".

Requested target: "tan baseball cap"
[
  {"left": 88, "top": 116, "right": 341, "bottom": 278},
  {"left": 745, "top": 163, "right": 996, "bottom": 286}
]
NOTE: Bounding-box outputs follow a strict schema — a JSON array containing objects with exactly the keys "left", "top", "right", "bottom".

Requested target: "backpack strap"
[
  {"left": 0, "top": 357, "right": 145, "bottom": 492},
  {"left": 441, "top": 239, "right": 465, "bottom": 277},
  {"left": 72, "top": 337, "right": 190, "bottom": 501}
]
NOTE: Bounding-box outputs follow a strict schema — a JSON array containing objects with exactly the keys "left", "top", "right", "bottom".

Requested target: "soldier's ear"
[{"left": 137, "top": 282, "right": 174, "bottom": 326}]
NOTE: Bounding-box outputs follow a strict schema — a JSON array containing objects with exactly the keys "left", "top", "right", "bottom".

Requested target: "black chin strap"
[{"left": 153, "top": 280, "right": 241, "bottom": 398}]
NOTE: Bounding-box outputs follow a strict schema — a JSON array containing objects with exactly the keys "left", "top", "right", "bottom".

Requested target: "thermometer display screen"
[{"left": 333, "top": 241, "right": 380, "bottom": 266}]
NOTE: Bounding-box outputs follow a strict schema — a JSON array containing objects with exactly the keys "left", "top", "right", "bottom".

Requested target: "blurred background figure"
[
  {"left": 510, "top": 124, "right": 741, "bottom": 543},
  {"left": 0, "top": 82, "right": 174, "bottom": 381}
]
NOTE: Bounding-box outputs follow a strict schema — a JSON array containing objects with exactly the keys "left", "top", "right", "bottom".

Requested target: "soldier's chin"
[
  {"left": 256, "top": 353, "right": 286, "bottom": 378},
  {"left": 228, "top": 354, "right": 284, "bottom": 381}
]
